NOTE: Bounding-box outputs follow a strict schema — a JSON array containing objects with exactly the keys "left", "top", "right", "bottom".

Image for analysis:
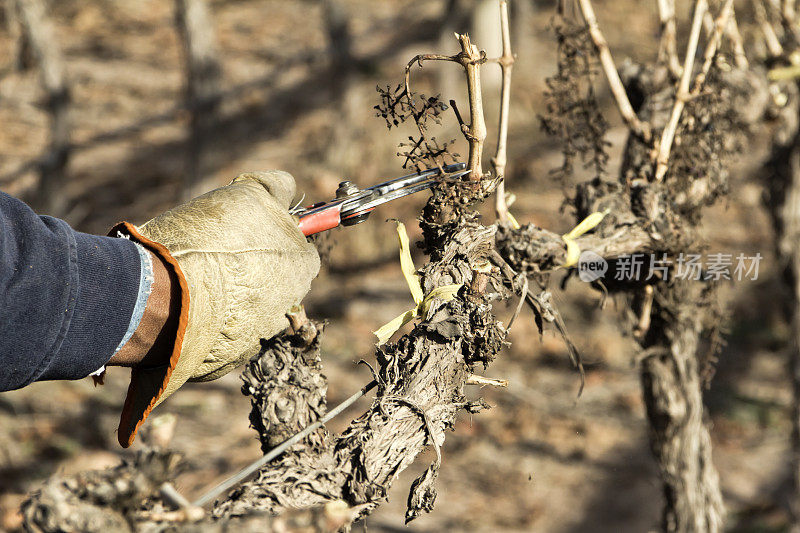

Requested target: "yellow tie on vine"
[
  {"left": 374, "top": 221, "right": 462, "bottom": 345},
  {"left": 560, "top": 208, "right": 610, "bottom": 268}
]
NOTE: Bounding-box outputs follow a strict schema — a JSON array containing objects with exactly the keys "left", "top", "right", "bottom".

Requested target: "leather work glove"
[{"left": 110, "top": 171, "right": 320, "bottom": 447}]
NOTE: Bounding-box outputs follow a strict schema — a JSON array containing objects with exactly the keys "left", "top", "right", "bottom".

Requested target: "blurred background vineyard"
[{"left": 0, "top": 1, "right": 788, "bottom": 531}]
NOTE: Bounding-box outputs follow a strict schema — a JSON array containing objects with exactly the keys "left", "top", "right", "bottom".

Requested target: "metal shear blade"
[{"left": 294, "top": 162, "right": 468, "bottom": 236}]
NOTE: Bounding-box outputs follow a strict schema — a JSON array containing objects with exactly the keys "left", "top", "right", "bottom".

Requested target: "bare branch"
[
  {"left": 779, "top": 0, "right": 800, "bottom": 46},
  {"left": 784, "top": 0, "right": 797, "bottom": 23},
  {"left": 194, "top": 379, "right": 378, "bottom": 508},
  {"left": 652, "top": 0, "right": 734, "bottom": 183},
  {"left": 756, "top": 0, "right": 785, "bottom": 58},
  {"left": 404, "top": 53, "right": 458, "bottom": 98},
  {"left": 633, "top": 285, "right": 655, "bottom": 340},
  {"left": 491, "top": 0, "right": 515, "bottom": 223},
  {"left": 457, "top": 33, "right": 488, "bottom": 179},
  {"left": 654, "top": 0, "right": 708, "bottom": 182},
  {"left": 577, "top": 0, "right": 651, "bottom": 141},
  {"left": 701, "top": 8, "right": 746, "bottom": 69},
  {"left": 727, "top": 8, "right": 749, "bottom": 69},
  {"left": 495, "top": 222, "right": 661, "bottom": 276},
  {"left": 506, "top": 273, "right": 528, "bottom": 330},
  {"left": 702, "top": 11, "right": 714, "bottom": 40},
  {"left": 657, "top": 0, "right": 682, "bottom": 77},
  {"left": 692, "top": 0, "right": 735, "bottom": 95},
  {"left": 158, "top": 483, "right": 204, "bottom": 522},
  {"left": 466, "top": 375, "right": 509, "bottom": 387},
  {"left": 402, "top": 33, "right": 487, "bottom": 180}
]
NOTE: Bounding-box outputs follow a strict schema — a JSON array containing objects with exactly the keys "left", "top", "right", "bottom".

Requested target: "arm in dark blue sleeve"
[{"left": 0, "top": 191, "right": 142, "bottom": 391}]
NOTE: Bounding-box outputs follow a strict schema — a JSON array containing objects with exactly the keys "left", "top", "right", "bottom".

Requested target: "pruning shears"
[{"left": 291, "top": 162, "right": 468, "bottom": 236}]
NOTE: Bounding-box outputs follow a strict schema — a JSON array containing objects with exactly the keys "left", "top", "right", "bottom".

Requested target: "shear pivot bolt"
[{"left": 335, "top": 181, "right": 359, "bottom": 198}]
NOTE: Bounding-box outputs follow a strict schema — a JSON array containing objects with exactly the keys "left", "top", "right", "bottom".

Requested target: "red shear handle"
[{"left": 297, "top": 207, "right": 342, "bottom": 236}]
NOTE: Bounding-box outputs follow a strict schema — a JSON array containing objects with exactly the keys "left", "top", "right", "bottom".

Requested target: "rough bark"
[
  {"left": 216, "top": 215, "right": 505, "bottom": 523},
  {"left": 762, "top": 80, "right": 800, "bottom": 525},
  {"left": 21, "top": 449, "right": 183, "bottom": 533},
  {"left": 21, "top": 445, "right": 360, "bottom": 532},
  {"left": 618, "top": 63, "right": 728, "bottom": 533},
  {"left": 639, "top": 283, "right": 724, "bottom": 532},
  {"left": 497, "top": 162, "right": 726, "bottom": 533}
]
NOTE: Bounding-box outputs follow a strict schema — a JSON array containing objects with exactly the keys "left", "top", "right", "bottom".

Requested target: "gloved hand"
[{"left": 110, "top": 171, "right": 319, "bottom": 447}]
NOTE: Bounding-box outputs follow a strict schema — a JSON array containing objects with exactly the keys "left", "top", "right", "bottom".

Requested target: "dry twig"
[
  {"left": 657, "top": 0, "right": 682, "bottom": 77},
  {"left": 692, "top": 0, "right": 735, "bottom": 95},
  {"left": 633, "top": 285, "right": 655, "bottom": 340},
  {"left": 458, "top": 33, "right": 488, "bottom": 179},
  {"left": 576, "top": 0, "right": 651, "bottom": 141},
  {"left": 403, "top": 33, "right": 487, "bottom": 180},
  {"left": 491, "top": 0, "right": 515, "bottom": 223},
  {"left": 654, "top": 0, "right": 708, "bottom": 182},
  {"left": 156, "top": 483, "right": 204, "bottom": 522},
  {"left": 699, "top": 4, "right": 746, "bottom": 70},
  {"left": 654, "top": 0, "right": 735, "bottom": 182},
  {"left": 757, "top": 0, "right": 785, "bottom": 58},
  {"left": 506, "top": 273, "right": 528, "bottom": 330},
  {"left": 727, "top": 9, "right": 749, "bottom": 70},
  {"left": 466, "top": 375, "right": 509, "bottom": 387},
  {"left": 784, "top": 0, "right": 797, "bottom": 23}
]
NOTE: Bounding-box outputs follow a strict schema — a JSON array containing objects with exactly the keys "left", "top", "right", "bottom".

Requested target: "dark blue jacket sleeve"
[{"left": 0, "top": 191, "right": 141, "bottom": 391}]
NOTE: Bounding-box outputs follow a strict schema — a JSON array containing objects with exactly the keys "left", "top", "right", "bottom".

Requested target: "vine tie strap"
[
  {"left": 560, "top": 209, "right": 610, "bottom": 268},
  {"left": 373, "top": 221, "right": 462, "bottom": 345}
]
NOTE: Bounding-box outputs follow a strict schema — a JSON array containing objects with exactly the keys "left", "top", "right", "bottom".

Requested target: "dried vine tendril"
[
  {"left": 375, "top": 84, "right": 459, "bottom": 171},
  {"left": 540, "top": 18, "right": 610, "bottom": 183}
]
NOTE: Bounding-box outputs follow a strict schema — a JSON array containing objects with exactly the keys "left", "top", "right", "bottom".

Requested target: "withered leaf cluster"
[
  {"left": 540, "top": 18, "right": 611, "bottom": 183},
  {"left": 375, "top": 84, "right": 459, "bottom": 171}
]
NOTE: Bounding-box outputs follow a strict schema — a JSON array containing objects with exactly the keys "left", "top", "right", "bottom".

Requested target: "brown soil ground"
[{"left": 0, "top": 1, "right": 791, "bottom": 531}]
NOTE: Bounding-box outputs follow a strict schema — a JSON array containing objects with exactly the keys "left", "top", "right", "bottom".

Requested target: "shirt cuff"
[{"left": 37, "top": 229, "right": 142, "bottom": 381}]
